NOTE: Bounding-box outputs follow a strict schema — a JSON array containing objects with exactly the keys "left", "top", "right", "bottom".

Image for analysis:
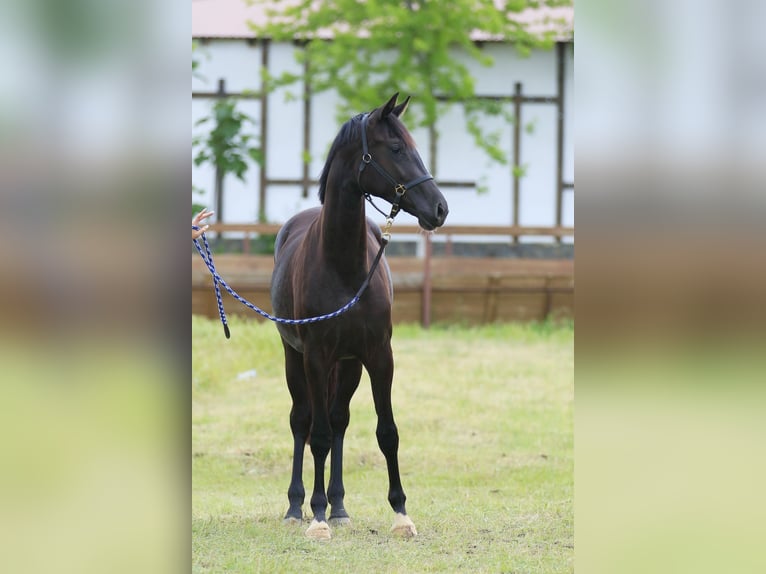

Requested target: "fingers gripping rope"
[{"left": 192, "top": 226, "right": 388, "bottom": 338}]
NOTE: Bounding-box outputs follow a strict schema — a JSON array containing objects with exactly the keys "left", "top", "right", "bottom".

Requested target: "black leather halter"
[{"left": 357, "top": 113, "right": 434, "bottom": 219}]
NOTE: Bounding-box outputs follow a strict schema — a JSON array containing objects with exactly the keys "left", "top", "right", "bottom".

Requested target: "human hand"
[{"left": 192, "top": 208, "right": 214, "bottom": 239}]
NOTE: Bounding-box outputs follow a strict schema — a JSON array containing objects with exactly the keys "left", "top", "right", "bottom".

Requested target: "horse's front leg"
[
  {"left": 282, "top": 342, "right": 309, "bottom": 523},
  {"left": 328, "top": 358, "right": 363, "bottom": 525},
  {"left": 364, "top": 344, "right": 417, "bottom": 538},
  {"left": 303, "top": 349, "right": 334, "bottom": 540}
]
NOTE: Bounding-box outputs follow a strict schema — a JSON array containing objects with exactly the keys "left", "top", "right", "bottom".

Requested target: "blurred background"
[
  {"left": 0, "top": 0, "right": 188, "bottom": 572},
  {"left": 576, "top": 1, "right": 766, "bottom": 573}
]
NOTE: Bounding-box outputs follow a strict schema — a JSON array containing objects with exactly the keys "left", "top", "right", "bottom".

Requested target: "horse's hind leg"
[
  {"left": 364, "top": 345, "right": 417, "bottom": 538},
  {"left": 328, "top": 358, "right": 363, "bottom": 525},
  {"left": 283, "top": 342, "right": 310, "bottom": 523}
]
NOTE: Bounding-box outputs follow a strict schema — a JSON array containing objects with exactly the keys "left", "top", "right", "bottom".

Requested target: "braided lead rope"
[
  {"left": 196, "top": 227, "right": 230, "bottom": 338},
  {"left": 192, "top": 225, "right": 389, "bottom": 337}
]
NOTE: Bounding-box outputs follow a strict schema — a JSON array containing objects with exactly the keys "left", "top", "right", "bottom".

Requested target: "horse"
[{"left": 269, "top": 93, "right": 448, "bottom": 540}]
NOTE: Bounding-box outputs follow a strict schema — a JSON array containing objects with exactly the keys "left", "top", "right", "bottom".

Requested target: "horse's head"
[{"left": 359, "top": 93, "right": 448, "bottom": 231}]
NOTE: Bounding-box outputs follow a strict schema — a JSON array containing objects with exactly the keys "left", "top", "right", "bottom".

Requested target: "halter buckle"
[
  {"left": 362, "top": 153, "right": 372, "bottom": 164},
  {"left": 394, "top": 183, "right": 406, "bottom": 196},
  {"left": 382, "top": 217, "right": 394, "bottom": 240}
]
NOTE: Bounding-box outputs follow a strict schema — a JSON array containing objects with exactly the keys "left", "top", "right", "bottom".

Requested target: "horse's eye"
[{"left": 391, "top": 143, "right": 401, "bottom": 154}]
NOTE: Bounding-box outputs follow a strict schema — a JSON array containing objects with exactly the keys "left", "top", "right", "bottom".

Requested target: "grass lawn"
[{"left": 192, "top": 317, "right": 573, "bottom": 573}]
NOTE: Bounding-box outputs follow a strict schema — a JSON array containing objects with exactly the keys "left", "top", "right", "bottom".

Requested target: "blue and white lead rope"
[
  {"left": 193, "top": 226, "right": 231, "bottom": 337},
  {"left": 192, "top": 225, "right": 386, "bottom": 338}
]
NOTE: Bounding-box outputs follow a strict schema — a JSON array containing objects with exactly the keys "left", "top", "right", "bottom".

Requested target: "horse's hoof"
[
  {"left": 328, "top": 516, "right": 352, "bottom": 526},
  {"left": 305, "top": 519, "right": 332, "bottom": 540},
  {"left": 390, "top": 513, "right": 417, "bottom": 538},
  {"left": 283, "top": 516, "right": 302, "bottom": 526}
]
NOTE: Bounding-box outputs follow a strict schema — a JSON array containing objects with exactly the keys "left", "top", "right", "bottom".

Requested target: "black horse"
[{"left": 270, "top": 93, "right": 448, "bottom": 539}]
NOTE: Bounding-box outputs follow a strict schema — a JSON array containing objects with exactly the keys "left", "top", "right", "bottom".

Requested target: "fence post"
[
  {"left": 258, "top": 40, "right": 270, "bottom": 223},
  {"left": 421, "top": 233, "right": 432, "bottom": 328},
  {"left": 301, "top": 53, "right": 311, "bottom": 198},
  {"left": 214, "top": 78, "right": 226, "bottom": 241},
  {"left": 512, "top": 81, "right": 522, "bottom": 244},
  {"left": 555, "top": 42, "right": 566, "bottom": 244}
]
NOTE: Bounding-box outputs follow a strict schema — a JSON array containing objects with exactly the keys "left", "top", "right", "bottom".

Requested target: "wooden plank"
[
  {"left": 192, "top": 254, "right": 574, "bottom": 324},
  {"left": 205, "top": 223, "right": 283, "bottom": 234},
  {"left": 193, "top": 255, "right": 574, "bottom": 282},
  {"left": 494, "top": 293, "right": 548, "bottom": 321},
  {"left": 392, "top": 292, "right": 422, "bottom": 324}
]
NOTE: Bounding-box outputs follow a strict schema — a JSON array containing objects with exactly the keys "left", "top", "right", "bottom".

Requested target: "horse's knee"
[
  {"left": 329, "top": 408, "right": 350, "bottom": 433},
  {"left": 376, "top": 422, "right": 399, "bottom": 453},
  {"left": 290, "top": 405, "right": 311, "bottom": 434}
]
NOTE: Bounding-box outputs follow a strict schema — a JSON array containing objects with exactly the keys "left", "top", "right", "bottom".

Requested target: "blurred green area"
[
  {"left": 0, "top": 338, "right": 184, "bottom": 574},
  {"left": 577, "top": 372, "right": 766, "bottom": 574}
]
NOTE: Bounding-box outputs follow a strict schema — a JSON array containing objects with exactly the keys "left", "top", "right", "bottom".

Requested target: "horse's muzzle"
[
  {"left": 420, "top": 200, "right": 448, "bottom": 230},
  {"left": 435, "top": 201, "right": 448, "bottom": 227},
  {"left": 418, "top": 201, "right": 448, "bottom": 231}
]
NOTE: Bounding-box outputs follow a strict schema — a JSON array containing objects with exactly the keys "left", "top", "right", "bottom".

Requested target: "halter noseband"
[{"left": 357, "top": 113, "right": 434, "bottom": 221}]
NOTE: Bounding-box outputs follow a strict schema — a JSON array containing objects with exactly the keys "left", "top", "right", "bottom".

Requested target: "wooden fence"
[{"left": 193, "top": 224, "right": 574, "bottom": 325}]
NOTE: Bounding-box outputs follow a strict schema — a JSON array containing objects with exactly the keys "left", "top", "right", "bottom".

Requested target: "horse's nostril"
[{"left": 436, "top": 202, "right": 447, "bottom": 221}]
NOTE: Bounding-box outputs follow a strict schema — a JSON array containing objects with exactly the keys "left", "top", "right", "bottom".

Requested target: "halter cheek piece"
[{"left": 357, "top": 113, "right": 434, "bottom": 231}]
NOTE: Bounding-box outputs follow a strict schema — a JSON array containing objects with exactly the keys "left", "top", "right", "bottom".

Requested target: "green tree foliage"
[
  {"left": 193, "top": 99, "right": 263, "bottom": 181},
  {"left": 248, "top": 0, "right": 570, "bottom": 165},
  {"left": 192, "top": 98, "right": 263, "bottom": 224},
  {"left": 193, "top": 40, "right": 264, "bottom": 223}
]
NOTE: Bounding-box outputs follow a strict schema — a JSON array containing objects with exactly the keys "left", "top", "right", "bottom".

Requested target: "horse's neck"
[{"left": 319, "top": 177, "right": 368, "bottom": 277}]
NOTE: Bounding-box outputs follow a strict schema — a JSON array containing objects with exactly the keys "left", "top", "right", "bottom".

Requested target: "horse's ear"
[
  {"left": 380, "top": 92, "right": 399, "bottom": 118},
  {"left": 392, "top": 96, "right": 410, "bottom": 118}
]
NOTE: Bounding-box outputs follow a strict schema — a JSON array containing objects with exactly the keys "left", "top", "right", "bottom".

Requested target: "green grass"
[{"left": 193, "top": 317, "right": 573, "bottom": 573}]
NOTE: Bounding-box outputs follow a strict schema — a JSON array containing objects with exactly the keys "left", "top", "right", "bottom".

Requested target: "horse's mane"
[
  {"left": 318, "top": 114, "right": 363, "bottom": 204},
  {"left": 318, "top": 112, "right": 415, "bottom": 204}
]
